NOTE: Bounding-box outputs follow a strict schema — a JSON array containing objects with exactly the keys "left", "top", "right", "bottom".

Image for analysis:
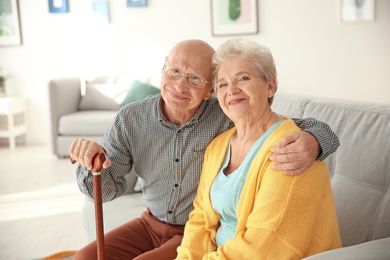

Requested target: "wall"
[{"left": 0, "top": 0, "right": 389, "bottom": 146}]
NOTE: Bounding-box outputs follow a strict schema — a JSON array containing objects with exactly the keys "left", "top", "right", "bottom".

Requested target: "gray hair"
[{"left": 212, "top": 38, "right": 278, "bottom": 105}]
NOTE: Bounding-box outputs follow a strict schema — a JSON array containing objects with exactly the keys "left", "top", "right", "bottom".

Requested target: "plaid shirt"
[{"left": 76, "top": 95, "right": 339, "bottom": 225}]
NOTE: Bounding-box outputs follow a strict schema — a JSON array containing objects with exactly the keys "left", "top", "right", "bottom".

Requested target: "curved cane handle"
[
  {"left": 92, "top": 153, "right": 106, "bottom": 173},
  {"left": 70, "top": 153, "right": 106, "bottom": 173}
]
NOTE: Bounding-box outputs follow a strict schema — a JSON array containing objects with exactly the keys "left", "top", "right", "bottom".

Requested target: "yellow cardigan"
[{"left": 176, "top": 118, "right": 341, "bottom": 260}]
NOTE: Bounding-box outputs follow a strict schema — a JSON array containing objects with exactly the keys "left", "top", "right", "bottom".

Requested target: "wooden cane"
[
  {"left": 91, "top": 153, "right": 106, "bottom": 260},
  {"left": 71, "top": 153, "right": 106, "bottom": 260}
]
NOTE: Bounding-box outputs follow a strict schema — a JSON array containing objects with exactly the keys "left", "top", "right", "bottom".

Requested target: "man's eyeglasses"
[{"left": 164, "top": 65, "right": 209, "bottom": 88}]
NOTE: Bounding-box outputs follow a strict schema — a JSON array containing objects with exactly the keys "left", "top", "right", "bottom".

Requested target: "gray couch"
[
  {"left": 49, "top": 78, "right": 390, "bottom": 259},
  {"left": 273, "top": 96, "right": 390, "bottom": 259},
  {"left": 49, "top": 77, "right": 121, "bottom": 158}
]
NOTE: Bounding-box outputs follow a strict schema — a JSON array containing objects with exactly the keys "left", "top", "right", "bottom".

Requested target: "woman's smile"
[{"left": 228, "top": 97, "right": 246, "bottom": 106}]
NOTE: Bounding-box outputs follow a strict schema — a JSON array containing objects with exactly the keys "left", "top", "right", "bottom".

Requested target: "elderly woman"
[{"left": 176, "top": 39, "right": 341, "bottom": 259}]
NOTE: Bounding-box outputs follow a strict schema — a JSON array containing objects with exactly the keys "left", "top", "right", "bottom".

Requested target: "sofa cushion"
[
  {"left": 58, "top": 111, "right": 117, "bottom": 135},
  {"left": 303, "top": 237, "right": 390, "bottom": 260},
  {"left": 78, "top": 83, "right": 122, "bottom": 111},
  {"left": 271, "top": 95, "right": 311, "bottom": 118},
  {"left": 121, "top": 80, "right": 160, "bottom": 106}
]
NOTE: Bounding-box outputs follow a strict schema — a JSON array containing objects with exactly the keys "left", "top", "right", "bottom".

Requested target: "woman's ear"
[{"left": 267, "top": 77, "right": 277, "bottom": 97}]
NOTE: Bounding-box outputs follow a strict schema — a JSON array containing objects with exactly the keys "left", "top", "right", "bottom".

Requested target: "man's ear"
[
  {"left": 162, "top": 56, "right": 168, "bottom": 72},
  {"left": 204, "top": 86, "right": 214, "bottom": 100}
]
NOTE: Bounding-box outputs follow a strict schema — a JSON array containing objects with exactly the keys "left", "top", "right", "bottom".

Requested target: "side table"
[{"left": 0, "top": 97, "right": 27, "bottom": 149}]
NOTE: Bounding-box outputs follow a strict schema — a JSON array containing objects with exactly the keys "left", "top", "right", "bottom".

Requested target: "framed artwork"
[
  {"left": 0, "top": 0, "right": 23, "bottom": 46},
  {"left": 92, "top": 0, "right": 110, "bottom": 23},
  {"left": 127, "top": 0, "right": 147, "bottom": 7},
  {"left": 49, "top": 0, "right": 69, "bottom": 13},
  {"left": 211, "top": 0, "right": 258, "bottom": 37},
  {"left": 340, "top": 0, "right": 375, "bottom": 22}
]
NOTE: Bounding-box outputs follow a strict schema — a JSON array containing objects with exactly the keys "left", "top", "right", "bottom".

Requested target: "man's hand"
[
  {"left": 269, "top": 131, "right": 320, "bottom": 176},
  {"left": 69, "top": 139, "right": 111, "bottom": 170}
]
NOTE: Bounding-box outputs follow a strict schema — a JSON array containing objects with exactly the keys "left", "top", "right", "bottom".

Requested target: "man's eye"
[
  {"left": 171, "top": 68, "right": 181, "bottom": 74},
  {"left": 189, "top": 76, "right": 201, "bottom": 82}
]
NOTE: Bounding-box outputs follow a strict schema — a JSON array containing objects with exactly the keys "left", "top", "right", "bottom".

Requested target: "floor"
[{"left": 0, "top": 145, "right": 88, "bottom": 260}]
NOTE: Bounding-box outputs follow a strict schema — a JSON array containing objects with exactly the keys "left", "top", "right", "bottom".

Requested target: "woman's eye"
[
  {"left": 239, "top": 76, "right": 250, "bottom": 81},
  {"left": 218, "top": 83, "right": 227, "bottom": 89}
]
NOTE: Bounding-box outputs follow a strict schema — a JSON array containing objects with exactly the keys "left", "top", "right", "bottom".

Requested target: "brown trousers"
[{"left": 73, "top": 209, "right": 184, "bottom": 260}]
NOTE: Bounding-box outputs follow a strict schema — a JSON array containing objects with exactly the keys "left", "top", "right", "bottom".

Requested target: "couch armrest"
[
  {"left": 303, "top": 237, "right": 390, "bottom": 260},
  {"left": 49, "top": 78, "right": 82, "bottom": 156}
]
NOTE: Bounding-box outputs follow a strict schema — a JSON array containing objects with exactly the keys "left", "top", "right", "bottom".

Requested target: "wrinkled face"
[
  {"left": 215, "top": 57, "right": 275, "bottom": 120},
  {"left": 160, "top": 41, "right": 214, "bottom": 118}
]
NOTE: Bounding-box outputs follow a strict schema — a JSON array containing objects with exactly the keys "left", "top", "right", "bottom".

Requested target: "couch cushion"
[
  {"left": 271, "top": 95, "right": 311, "bottom": 118},
  {"left": 58, "top": 111, "right": 117, "bottom": 135},
  {"left": 78, "top": 84, "right": 121, "bottom": 111},
  {"left": 302, "top": 237, "right": 390, "bottom": 260}
]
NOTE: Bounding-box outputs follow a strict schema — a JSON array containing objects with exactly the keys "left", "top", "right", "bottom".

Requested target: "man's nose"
[{"left": 175, "top": 75, "right": 190, "bottom": 89}]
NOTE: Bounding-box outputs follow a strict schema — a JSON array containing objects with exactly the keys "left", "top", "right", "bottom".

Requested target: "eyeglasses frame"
[{"left": 163, "top": 64, "right": 210, "bottom": 88}]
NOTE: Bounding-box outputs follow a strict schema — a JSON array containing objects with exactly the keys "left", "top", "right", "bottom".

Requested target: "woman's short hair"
[{"left": 212, "top": 38, "right": 277, "bottom": 105}]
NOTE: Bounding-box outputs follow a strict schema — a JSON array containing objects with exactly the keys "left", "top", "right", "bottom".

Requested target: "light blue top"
[{"left": 210, "top": 121, "right": 284, "bottom": 246}]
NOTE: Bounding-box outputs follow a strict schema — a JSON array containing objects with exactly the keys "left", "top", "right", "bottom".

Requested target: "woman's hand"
[{"left": 269, "top": 131, "right": 320, "bottom": 176}]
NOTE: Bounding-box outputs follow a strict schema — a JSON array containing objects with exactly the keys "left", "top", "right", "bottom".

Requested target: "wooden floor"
[{"left": 0, "top": 145, "right": 88, "bottom": 260}]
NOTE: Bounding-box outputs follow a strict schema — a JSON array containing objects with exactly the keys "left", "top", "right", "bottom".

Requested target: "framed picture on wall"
[
  {"left": 127, "top": 0, "right": 147, "bottom": 7},
  {"left": 211, "top": 0, "right": 258, "bottom": 37},
  {"left": 340, "top": 0, "right": 375, "bottom": 22},
  {"left": 49, "top": 0, "right": 69, "bottom": 13},
  {"left": 0, "top": 0, "right": 23, "bottom": 46},
  {"left": 92, "top": 0, "right": 110, "bottom": 23}
]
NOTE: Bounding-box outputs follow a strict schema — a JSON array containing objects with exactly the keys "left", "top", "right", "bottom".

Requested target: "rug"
[{"left": 40, "top": 250, "right": 77, "bottom": 260}]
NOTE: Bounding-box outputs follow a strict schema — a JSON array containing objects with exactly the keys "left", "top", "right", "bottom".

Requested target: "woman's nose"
[{"left": 227, "top": 82, "right": 240, "bottom": 95}]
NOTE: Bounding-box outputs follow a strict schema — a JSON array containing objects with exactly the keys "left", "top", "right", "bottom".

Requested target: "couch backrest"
[
  {"left": 49, "top": 78, "right": 82, "bottom": 156},
  {"left": 272, "top": 95, "right": 390, "bottom": 247}
]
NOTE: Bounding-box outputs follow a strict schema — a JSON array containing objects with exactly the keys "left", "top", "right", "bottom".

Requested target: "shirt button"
[
  {"left": 168, "top": 210, "right": 173, "bottom": 214},
  {"left": 175, "top": 158, "right": 179, "bottom": 162}
]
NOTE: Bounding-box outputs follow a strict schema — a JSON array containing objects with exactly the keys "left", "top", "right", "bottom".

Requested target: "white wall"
[{"left": 0, "top": 0, "right": 389, "bottom": 146}]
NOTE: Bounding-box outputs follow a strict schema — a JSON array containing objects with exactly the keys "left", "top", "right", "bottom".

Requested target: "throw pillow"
[
  {"left": 78, "top": 84, "right": 121, "bottom": 111},
  {"left": 121, "top": 80, "right": 160, "bottom": 106}
]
